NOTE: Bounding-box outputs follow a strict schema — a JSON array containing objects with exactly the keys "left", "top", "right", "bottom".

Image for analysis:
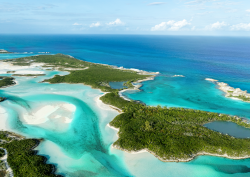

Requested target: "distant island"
[
  {"left": 0, "top": 49, "right": 11, "bottom": 54},
  {"left": 0, "top": 54, "right": 250, "bottom": 170},
  {"left": 0, "top": 77, "right": 16, "bottom": 88}
]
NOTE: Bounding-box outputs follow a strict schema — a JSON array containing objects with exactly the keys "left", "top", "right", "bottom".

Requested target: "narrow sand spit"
[
  {"left": 0, "top": 61, "right": 45, "bottom": 75},
  {"left": 0, "top": 148, "right": 14, "bottom": 177}
]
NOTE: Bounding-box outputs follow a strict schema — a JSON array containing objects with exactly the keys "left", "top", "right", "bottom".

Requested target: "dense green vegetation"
[
  {"left": 123, "top": 81, "right": 134, "bottom": 88},
  {"left": 0, "top": 132, "right": 62, "bottom": 177},
  {"left": 110, "top": 104, "right": 250, "bottom": 161},
  {"left": 6, "top": 54, "right": 149, "bottom": 92},
  {"left": 229, "top": 94, "right": 250, "bottom": 102},
  {"left": 0, "top": 132, "right": 11, "bottom": 142},
  {"left": 0, "top": 77, "right": 15, "bottom": 88},
  {"left": 100, "top": 92, "right": 135, "bottom": 110},
  {"left": 0, "top": 149, "right": 4, "bottom": 158},
  {"left": 7, "top": 54, "right": 250, "bottom": 162}
]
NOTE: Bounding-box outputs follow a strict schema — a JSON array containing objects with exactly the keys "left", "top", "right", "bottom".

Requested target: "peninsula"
[
  {"left": 0, "top": 131, "right": 62, "bottom": 177},
  {"left": 0, "top": 49, "right": 11, "bottom": 54},
  {"left": 206, "top": 78, "right": 250, "bottom": 102},
  {"left": 2, "top": 54, "right": 250, "bottom": 164}
]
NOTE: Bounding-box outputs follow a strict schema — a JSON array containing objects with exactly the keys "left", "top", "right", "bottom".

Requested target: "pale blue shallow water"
[
  {"left": 1, "top": 35, "right": 250, "bottom": 176},
  {"left": 0, "top": 72, "right": 131, "bottom": 176},
  {"left": 0, "top": 53, "right": 48, "bottom": 60}
]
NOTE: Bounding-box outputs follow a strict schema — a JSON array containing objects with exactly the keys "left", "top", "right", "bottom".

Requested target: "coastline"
[
  {"left": 107, "top": 122, "right": 250, "bottom": 162},
  {"left": 96, "top": 93, "right": 123, "bottom": 113},
  {"left": 118, "top": 76, "right": 156, "bottom": 101},
  {"left": 3, "top": 54, "right": 249, "bottom": 169},
  {"left": 107, "top": 123, "right": 250, "bottom": 162},
  {"left": 111, "top": 140, "right": 250, "bottom": 162},
  {"left": 205, "top": 78, "right": 250, "bottom": 103}
]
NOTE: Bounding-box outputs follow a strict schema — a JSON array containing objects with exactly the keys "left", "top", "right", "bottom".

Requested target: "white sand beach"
[
  {"left": 21, "top": 102, "right": 76, "bottom": 125},
  {"left": 0, "top": 61, "right": 45, "bottom": 74}
]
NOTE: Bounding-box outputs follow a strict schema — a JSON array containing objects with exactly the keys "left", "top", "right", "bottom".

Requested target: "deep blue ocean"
[{"left": 1, "top": 35, "right": 250, "bottom": 176}]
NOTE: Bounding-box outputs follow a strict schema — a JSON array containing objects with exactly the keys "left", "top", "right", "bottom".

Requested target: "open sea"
[{"left": 1, "top": 35, "right": 250, "bottom": 176}]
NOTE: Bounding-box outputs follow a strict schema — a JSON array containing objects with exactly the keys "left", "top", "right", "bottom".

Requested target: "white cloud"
[
  {"left": 185, "top": 0, "right": 216, "bottom": 5},
  {"left": 231, "top": 23, "right": 250, "bottom": 31},
  {"left": 148, "top": 2, "right": 166, "bottom": 6},
  {"left": 90, "top": 22, "right": 101, "bottom": 27},
  {"left": 246, "top": 9, "right": 250, "bottom": 12},
  {"left": 73, "top": 23, "right": 81, "bottom": 26},
  {"left": 151, "top": 19, "right": 190, "bottom": 31},
  {"left": 107, "top": 18, "right": 124, "bottom": 26},
  {"left": 205, "top": 21, "right": 227, "bottom": 30}
]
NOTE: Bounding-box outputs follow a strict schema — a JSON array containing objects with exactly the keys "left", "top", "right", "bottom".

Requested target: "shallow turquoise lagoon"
[{"left": 0, "top": 71, "right": 131, "bottom": 176}]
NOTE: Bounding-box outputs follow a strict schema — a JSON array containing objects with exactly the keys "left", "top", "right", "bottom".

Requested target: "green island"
[
  {"left": 3, "top": 54, "right": 250, "bottom": 164},
  {"left": 0, "top": 77, "right": 16, "bottom": 88},
  {"left": 0, "top": 131, "right": 62, "bottom": 177}
]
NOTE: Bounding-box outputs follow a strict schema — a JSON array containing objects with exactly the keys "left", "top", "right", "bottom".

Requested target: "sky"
[{"left": 0, "top": 0, "right": 250, "bottom": 35}]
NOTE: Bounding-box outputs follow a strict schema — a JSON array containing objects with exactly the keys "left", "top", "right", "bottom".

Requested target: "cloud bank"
[
  {"left": 151, "top": 19, "right": 190, "bottom": 31},
  {"left": 231, "top": 23, "right": 250, "bottom": 31},
  {"left": 107, "top": 18, "right": 124, "bottom": 26},
  {"left": 90, "top": 22, "right": 101, "bottom": 27},
  {"left": 206, "top": 21, "right": 227, "bottom": 30}
]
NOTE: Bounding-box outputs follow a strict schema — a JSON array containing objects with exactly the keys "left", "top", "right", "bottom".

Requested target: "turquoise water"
[
  {"left": 1, "top": 59, "right": 250, "bottom": 177},
  {"left": 0, "top": 53, "right": 48, "bottom": 60},
  {"left": 123, "top": 76, "right": 250, "bottom": 119},
  {"left": 1, "top": 35, "right": 250, "bottom": 176},
  {"left": 1, "top": 71, "right": 131, "bottom": 176}
]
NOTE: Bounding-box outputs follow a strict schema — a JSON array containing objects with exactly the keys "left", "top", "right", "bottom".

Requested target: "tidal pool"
[
  {"left": 204, "top": 121, "right": 250, "bottom": 139},
  {"left": 109, "top": 81, "right": 127, "bottom": 90}
]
